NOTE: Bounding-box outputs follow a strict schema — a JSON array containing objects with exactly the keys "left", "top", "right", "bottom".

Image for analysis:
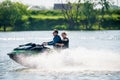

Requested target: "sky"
[{"left": 0, "top": 0, "right": 120, "bottom": 8}]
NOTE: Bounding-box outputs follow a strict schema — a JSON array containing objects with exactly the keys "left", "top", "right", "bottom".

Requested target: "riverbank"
[
  {"left": 0, "top": 10, "right": 120, "bottom": 31},
  {"left": 0, "top": 9, "right": 120, "bottom": 31}
]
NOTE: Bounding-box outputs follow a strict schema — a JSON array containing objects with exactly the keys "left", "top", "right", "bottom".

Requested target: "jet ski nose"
[{"left": 7, "top": 53, "right": 15, "bottom": 59}]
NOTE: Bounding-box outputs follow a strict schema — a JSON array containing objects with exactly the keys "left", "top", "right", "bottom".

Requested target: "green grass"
[
  {"left": 0, "top": 27, "right": 13, "bottom": 31},
  {"left": 31, "top": 15, "right": 63, "bottom": 19},
  {"left": 22, "top": 15, "right": 64, "bottom": 20},
  {"left": 98, "top": 14, "right": 120, "bottom": 19},
  {"left": 22, "top": 14, "right": 119, "bottom": 20}
]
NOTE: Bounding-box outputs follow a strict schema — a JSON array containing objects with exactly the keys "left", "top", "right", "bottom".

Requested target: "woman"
[{"left": 56, "top": 32, "right": 69, "bottom": 49}]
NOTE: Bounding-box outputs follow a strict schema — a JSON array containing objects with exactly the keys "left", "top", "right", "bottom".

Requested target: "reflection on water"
[{"left": 0, "top": 31, "right": 120, "bottom": 80}]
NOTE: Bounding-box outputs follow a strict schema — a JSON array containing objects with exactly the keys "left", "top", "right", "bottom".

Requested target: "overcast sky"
[{"left": 0, "top": 0, "right": 120, "bottom": 8}]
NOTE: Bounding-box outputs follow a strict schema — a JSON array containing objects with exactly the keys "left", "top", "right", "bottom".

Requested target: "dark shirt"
[
  {"left": 48, "top": 35, "right": 62, "bottom": 48},
  {"left": 62, "top": 37, "right": 69, "bottom": 49}
]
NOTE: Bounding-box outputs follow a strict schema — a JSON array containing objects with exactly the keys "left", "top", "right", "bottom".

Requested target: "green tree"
[
  {"left": 61, "top": 0, "right": 97, "bottom": 30},
  {"left": 82, "top": 0, "right": 97, "bottom": 30},
  {"left": 98, "top": 0, "right": 110, "bottom": 30},
  {"left": 61, "top": 0, "right": 82, "bottom": 30},
  {"left": 0, "top": 0, "right": 28, "bottom": 31},
  {"left": 13, "top": 2, "right": 28, "bottom": 31}
]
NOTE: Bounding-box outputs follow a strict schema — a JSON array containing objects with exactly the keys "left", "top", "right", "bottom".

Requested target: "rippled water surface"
[{"left": 0, "top": 30, "right": 120, "bottom": 80}]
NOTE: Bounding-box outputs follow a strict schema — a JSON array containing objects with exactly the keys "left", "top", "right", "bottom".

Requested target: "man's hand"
[{"left": 42, "top": 42, "right": 48, "bottom": 46}]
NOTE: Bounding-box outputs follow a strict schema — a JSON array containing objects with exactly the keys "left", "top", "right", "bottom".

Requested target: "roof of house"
[
  {"left": 54, "top": 4, "right": 72, "bottom": 10},
  {"left": 27, "top": 5, "right": 46, "bottom": 10}
]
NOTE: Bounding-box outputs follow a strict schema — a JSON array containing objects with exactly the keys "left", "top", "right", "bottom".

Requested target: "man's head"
[
  {"left": 53, "top": 30, "right": 58, "bottom": 36},
  {"left": 61, "top": 32, "right": 67, "bottom": 38}
]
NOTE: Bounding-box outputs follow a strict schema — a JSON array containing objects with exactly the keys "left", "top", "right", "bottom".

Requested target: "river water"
[{"left": 0, "top": 30, "right": 120, "bottom": 80}]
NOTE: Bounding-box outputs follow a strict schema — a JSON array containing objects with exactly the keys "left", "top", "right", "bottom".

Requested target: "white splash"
[{"left": 18, "top": 47, "right": 120, "bottom": 72}]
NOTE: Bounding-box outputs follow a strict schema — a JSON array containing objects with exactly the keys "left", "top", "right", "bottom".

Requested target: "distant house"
[
  {"left": 54, "top": 3, "right": 72, "bottom": 10},
  {"left": 27, "top": 5, "right": 46, "bottom": 10}
]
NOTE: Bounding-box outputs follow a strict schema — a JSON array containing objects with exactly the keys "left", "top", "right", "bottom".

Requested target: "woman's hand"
[{"left": 55, "top": 43, "right": 64, "bottom": 47}]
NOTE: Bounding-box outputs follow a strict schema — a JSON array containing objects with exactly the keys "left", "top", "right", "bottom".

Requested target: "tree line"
[
  {"left": 0, "top": 0, "right": 120, "bottom": 31},
  {"left": 0, "top": 0, "right": 28, "bottom": 31},
  {"left": 61, "top": 0, "right": 119, "bottom": 30}
]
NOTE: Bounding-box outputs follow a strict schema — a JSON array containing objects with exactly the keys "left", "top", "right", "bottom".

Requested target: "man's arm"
[
  {"left": 48, "top": 36, "right": 61, "bottom": 45},
  {"left": 47, "top": 41, "right": 54, "bottom": 45}
]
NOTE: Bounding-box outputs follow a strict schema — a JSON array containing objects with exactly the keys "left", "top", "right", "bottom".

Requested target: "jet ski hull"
[{"left": 7, "top": 43, "right": 51, "bottom": 68}]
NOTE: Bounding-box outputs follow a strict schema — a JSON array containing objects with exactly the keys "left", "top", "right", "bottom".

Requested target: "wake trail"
[{"left": 19, "top": 47, "right": 120, "bottom": 72}]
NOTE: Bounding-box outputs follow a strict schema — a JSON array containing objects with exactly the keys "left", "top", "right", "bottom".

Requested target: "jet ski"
[{"left": 7, "top": 43, "right": 51, "bottom": 67}]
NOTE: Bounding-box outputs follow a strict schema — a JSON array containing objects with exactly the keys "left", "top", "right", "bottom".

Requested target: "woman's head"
[{"left": 61, "top": 32, "right": 67, "bottom": 38}]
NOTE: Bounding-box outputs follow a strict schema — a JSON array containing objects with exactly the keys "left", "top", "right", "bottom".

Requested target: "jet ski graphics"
[{"left": 7, "top": 43, "right": 51, "bottom": 67}]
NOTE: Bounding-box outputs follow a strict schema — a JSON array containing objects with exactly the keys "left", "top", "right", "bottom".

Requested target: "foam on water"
[{"left": 18, "top": 47, "right": 120, "bottom": 72}]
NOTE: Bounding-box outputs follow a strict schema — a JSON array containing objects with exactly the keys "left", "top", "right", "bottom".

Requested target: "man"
[
  {"left": 56, "top": 32, "right": 69, "bottom": 49},
  {"left": 43, "top": 30, "right": 62, "bottom": 49}
]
